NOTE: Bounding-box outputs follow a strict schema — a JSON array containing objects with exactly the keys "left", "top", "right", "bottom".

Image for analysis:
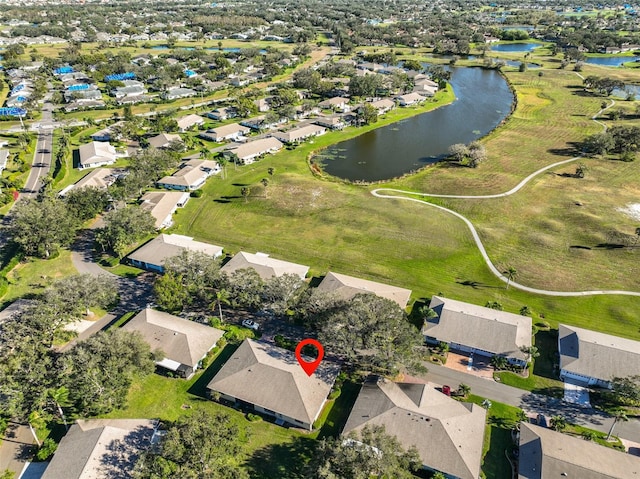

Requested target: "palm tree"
[
  {"left": 491, "top": 355, "right": 508, "bottom": 370},
  {"left": 504, "top": 267, "right": 517, "bottom": 290},
  {"left": 458, "top": 383, "right": 471, "bottom": 397},
  {"left": 48, "top": 386, "right": 71, "bottom": 431},
  {"left": 241, "top": 186, "right": 250, "bottom": 203},
  {"left": 213, "top": 289, "right": 230, "bottom": 322},
  {"left": 261, "top": 178, "right": 269, "bottom": 198},
  {"left": 267, "top": 167, "right": 275, "bottom": 177},
  {"left": 27, "top": 411, "right": 47, "bottom": 447},
  {"left": 606, "top": 411, "right": 628, "bottom": 440}
]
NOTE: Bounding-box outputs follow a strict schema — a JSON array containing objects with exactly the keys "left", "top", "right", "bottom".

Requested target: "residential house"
[
  {"left": 343, "top": 377, "right": 486, "bottom": 479},
  {"left": 112, "top": 81, "right": 147, "bottom": 99},
  {"left": 127, "top": 233, "right": 223, "bottom": 272},
  {"left": 41, "top": 419, "right": 157, "bottom": 479},
  {"left": 65, "top": 99, "right": 106, "bottom": 111},
  {"left": 254, "top": 98, "right": 271, "bottom": 112},
  {"left": 221, "top": 251, "right": 309, "bottom": 280},
  {"left": 558, "top": 324, "right": 640, "bottom": 387},
  {"left": 163, "top": 87, "right": 197, "bottom": 100},
  {"left": 318, "top": 96, "right": 351, "bottom": 112},
  {"left": 272, "top": 124, "right": 326, "bottom": 144},
  {"left": 77, "top": 141, "right": 118, "bottom": 169},
  {"left": 369, "top": 98, "right": 395, "bottom": 114},
  {"left": 239, "top": 115, "right": 286, "bottom": 131},
  {"left": 156, "top": 159, "right": 220, "bottom": 191},
  {"left": 315, "top": 271, "right": 412, "bottom": 309},
  {"left": 176, "top": 114, "right": 205, "bottom": 132},
  {"left": 199, "top": 123, "right": 250, "bottom": 142},
  {"left": 147, "top": 133, "right": 183, "bottom": 149},
  {"left": 314, "top": 115, "right": 345, "bottom": 130},
  {"left": 396, "top": 92, "right": 426, "bottom": 106},
  {"left": 423, "top": 296, "right": 532, "bottom": 366},
  {"left": 123, "top": 308, "right": 224, "bottom": 378},
  {"left": 206, "top": 107, "right": 237, "bottom": 121},
  {"left": 225, "top": 137, "right": 283, "bottom": 164},
  {"left": 0, "top": 299, "right": 35, "bottom": 325},
  {"left": 207, "top": 339, "right": 340, "bottom": 430},
  {"left": 139, "top": 191, "right": 190, "bottom": 229},
  {"left": 413, "top": 78, "right": 438, "bottom": 96},
  {"left": 58, "top": 168, "right": 123, "bottom": 197},
  {"left": 64, "top": 89, "right": 103, "bottom": 104},
  {"left": 518, "top": 423, "right": 640, "bottom": 479},
  {"left": 90, "top": 121, "right": 123, "bottom": 142}
]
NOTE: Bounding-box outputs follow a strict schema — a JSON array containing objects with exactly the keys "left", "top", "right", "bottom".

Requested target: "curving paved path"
[{"left": 372, "top": 99, "right": 640, "bottom": 297}]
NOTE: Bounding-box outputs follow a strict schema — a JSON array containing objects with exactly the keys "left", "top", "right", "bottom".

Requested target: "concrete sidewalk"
[{"left": 0, "top": 422, "right": 35, "bottom": 476}]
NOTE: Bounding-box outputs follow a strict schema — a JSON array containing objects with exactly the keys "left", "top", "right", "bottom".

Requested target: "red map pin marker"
[{"left": 295, "top": 338, "right": 324, "bottom": 377}]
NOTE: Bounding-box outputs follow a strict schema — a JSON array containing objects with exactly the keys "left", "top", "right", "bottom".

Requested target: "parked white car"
[{"left": 242, "top": 319, "right": 260, "bottom": 330}]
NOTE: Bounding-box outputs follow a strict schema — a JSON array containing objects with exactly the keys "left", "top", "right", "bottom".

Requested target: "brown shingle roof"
[{"left": 315, "top": 271, "right": 411, "bottom": 308}]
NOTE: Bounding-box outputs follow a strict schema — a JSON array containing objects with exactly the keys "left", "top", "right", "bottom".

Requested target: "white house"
[
  {"left": 156, "top": 159, "right": 219, "bottom": 191},
  {"left": 139, "top": 191, "right": 190, "bottom": 229},
  {"left": 558, "top": 324, "right": 640, "bottom": 388},
  {"left": 396, "top": 92, "right": 426, "bottom": 106},
  {"left": 77, "top": 141, "right": 118, "bottom": 169},
  {"left": 199, "top": 123, "right": 250, "bottom": 142},
  {"left": 127, "top": 234, "right": 223, "bottom": 272},
  {"left": 225, "top": 137, "right": 283, "bottom": 164}
]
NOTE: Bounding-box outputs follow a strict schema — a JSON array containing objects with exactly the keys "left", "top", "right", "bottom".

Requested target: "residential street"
[{"left": 421, "top": 362, "right": 640, "bottom": 442}]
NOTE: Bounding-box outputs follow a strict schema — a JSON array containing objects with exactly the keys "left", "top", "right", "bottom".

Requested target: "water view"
[
  {"left": 585, "top": 56, "right": 640, "bottom": 67},
  {"left": 319, "top": 67, "right": 514, "bottom": 182},
  {"left": 490, "top": 43, "right": 541, "bottom": 52}
]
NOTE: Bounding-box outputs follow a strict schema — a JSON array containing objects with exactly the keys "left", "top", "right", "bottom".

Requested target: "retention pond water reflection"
[{"left": 319, "top": 67, "right": 515, "bottom": 182}]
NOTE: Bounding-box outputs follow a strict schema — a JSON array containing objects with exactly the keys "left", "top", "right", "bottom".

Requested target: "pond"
[
  {"left": 612, "top": 84, "right": 640, "bottom": 99},
  {"left": 585, "top": 56, "right": 640, "bottom": 67},
  {"left": 318, "top": 67, "right": 515, "bottom": 182},
  {"left": 490, "top": 43, "right": 541, "bottom": 52}
]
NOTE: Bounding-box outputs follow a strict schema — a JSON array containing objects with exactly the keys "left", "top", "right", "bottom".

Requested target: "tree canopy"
[
  {"left": 318, "top": 294, "right": 424, "bottom": 375},
  {"left": 307, "top": 424, "right": 421, "bottom": 479},
  {"left": 133, "top": 410, "right": 248, "bottom": 479}
]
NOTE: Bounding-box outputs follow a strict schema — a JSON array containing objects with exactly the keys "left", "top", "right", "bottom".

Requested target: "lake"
[
  {"left": 319, "top": 67, "right": 514, "bottom": 182},
  {"left": 490, "top": 43, "right": 541, "bottom": 52},
  {"left": 585, "top": 56, "right": 640, "bottom": 67}
]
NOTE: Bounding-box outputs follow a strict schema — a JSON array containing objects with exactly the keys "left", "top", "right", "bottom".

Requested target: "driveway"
[
  {"left": 563, "top": 379, "right": 591, "bottom": 408},
  {"left": 445, "top": 351, "right": 494, "bottom": 379},
  {"left": 422, "top": 362, "right": 640, "bottom": 443}
]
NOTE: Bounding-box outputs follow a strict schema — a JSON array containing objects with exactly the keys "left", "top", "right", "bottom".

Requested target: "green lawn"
[
  {"left": 101, "top": 343, "right": 358, "bottom": 478},
  {"left": 466, "top": 395, "right": 521, "bottom": 479},
  {"left": 169, "top": 67, "right": 640, "bottom": 341},
  {"left": 2, "top": 250, "right": 78, "bottom": 303},
  {"left": 495, "top": 329, "right": 564, "bottom": 397}
]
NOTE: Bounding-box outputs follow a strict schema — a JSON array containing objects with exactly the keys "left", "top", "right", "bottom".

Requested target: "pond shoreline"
[{"left": 310, "top": 66, "right": 516, "bottom": 185}]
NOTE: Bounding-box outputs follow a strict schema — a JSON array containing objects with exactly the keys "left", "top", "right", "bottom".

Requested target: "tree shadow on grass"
[
  {"left": 482, "top": 426, "right": 514, "bottom": 479},
  {"left": 456, "top": 279, "right": 503, "bottom": 290},
  {"left": 317, "top": 381, "right": 361, "bottom": 440},
  {"left": 245, "top": 436, "right": 318, "bottom": 479},
  {"left": 232, "top": 183, "right": 249, "bottom": 187},
  {"left": 547, "top": 144, "right": 582, "bottom": 157},
  {"left": 187, "top": 343, "right": 240, "bottom": 398}
]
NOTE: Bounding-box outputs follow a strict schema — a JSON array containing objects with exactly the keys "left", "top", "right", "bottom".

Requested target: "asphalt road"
[
  {"left": 422, "top": 363, "right": 640, "bottom": 442},
  {"left": 21, "top": 99, "right": 54, "bottom": 198}
]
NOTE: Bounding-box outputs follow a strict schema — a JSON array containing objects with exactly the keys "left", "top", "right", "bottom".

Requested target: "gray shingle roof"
[
  {"left": 518, "top": 422, "right": 640, "bottom": 479},
  {"left": 122, "top": 308, "right": 223, "bottom": 368},
  {"left": 221, "top": 251, "right": 309, "bottom": 280},
  {"left": 127, "top": 233, "right": 223, "bottom": 269},
  {"left": 424, "top": 296, "right": 532, "bottom": 361},
  {"left": 41, "top": 419, "right": 155, "bottom": 479},
  {"left": 207, "top": 339, "right": 340, "bottom": 425},
  {"left": 559, "top": 324, "right": 640, "bottom": 383},
  {"left": 343, "top": 377, "right": 486, "bottom": 479},
  {"left": 315, "top": 271, "right": 412, "bottom": 308}
]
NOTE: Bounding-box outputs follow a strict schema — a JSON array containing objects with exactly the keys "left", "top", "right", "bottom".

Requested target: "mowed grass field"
[{"left": 173, "top": 63, "right": 640, "bottom": 340}]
